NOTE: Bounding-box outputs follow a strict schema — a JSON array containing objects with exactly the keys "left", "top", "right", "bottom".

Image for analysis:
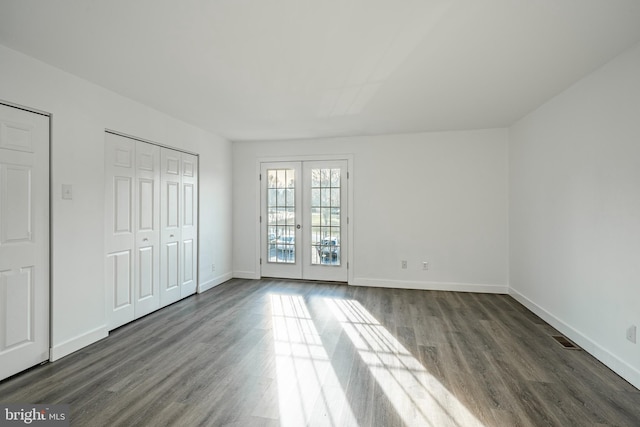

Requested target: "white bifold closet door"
[
  {"left": 105, "top": 132, "right": 197, "bottom": 330},
  {"left": 159, "top": 148, "right": 181, "bottom": 306},
  {"left": 159, "top": 149, "right": 198, "bottom": 306},
  {"left": 133, "top": 140, "right": 161, "bottom": 317},
  {"left": 179, "top": 152, "right": 198, "bottom": 298}
]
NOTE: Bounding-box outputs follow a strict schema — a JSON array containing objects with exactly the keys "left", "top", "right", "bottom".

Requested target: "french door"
[{"left": 260, "top": 160, "right": 348, "bottom": 282}]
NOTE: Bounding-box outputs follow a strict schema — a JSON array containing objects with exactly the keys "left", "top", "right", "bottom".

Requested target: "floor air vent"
[{"left": 552, "top": 335, "right": 580, "bottom": 350}]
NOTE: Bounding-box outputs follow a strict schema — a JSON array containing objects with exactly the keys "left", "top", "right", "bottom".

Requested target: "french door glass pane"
[
  {"left": 267, "top": 168, "right": 296, "bottom": 263},
  {"left": 311, "top": 168, "right": 341, "bottom": 265}
]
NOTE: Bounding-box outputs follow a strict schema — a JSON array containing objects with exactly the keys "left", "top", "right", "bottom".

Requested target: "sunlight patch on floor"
[
  {"left": 271, "top": 294, "right": 357, "bottom": 427},
  {"left": 324, "top": 298, "right": 485, "bottom": 427}
]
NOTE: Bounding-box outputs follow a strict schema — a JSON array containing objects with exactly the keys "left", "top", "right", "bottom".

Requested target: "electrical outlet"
[
  {"left": 211, "top": 264, "right": 216, "bottom": 272},
  {"left": 401, "top": 260, "right": 407, "bottom": 269},
  {"left": 422, "top": 262, "right": 428, "bottom": 270},
  {"left": 627, "top": 325, "right": 637, "bottom": 344}
]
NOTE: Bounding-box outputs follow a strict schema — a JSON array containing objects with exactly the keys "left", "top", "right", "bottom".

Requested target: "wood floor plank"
[{"left": 0, "top": 278, "right": 639, "bottom": 426}]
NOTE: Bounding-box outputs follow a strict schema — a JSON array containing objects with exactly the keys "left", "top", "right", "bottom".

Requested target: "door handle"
[
  {"left": 142, "top": 238, "right": 148, "bottom": 242},
  {"left": 296, "top": 224, "right": 301, "bottom": 229},
  {"left": 170, "top": 234, "right": 174, "bottom": 238}
]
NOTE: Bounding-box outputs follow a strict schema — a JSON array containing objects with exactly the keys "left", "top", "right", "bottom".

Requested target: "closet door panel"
[
  {"left": 180, "top": 153, "right": 198, "bottom": 297},
  {"left": 134, "top": 141, "right": 160, "bottom": 318},
  {"left": 160, "top": 148, "right": 182, "bottom": 307},
  {"left": 105, "top": 134, "right": 136, "bottom": 329}
]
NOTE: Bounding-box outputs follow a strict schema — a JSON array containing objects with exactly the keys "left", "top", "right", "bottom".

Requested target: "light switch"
[{"left": 62, "top": 184, "right": 73, "bottom": 200}]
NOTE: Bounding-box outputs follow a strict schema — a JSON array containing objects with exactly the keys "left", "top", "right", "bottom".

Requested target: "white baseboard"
[
  {"left": 49, "top": 326, "right": 108, "bottom": 362},
  {"left": 509, "top": 287, "right": 640, "bottom": 390},
  {"left": 198, "top": 272, "right": 234, "bottom": 293},
  {"left": 352, "top": 277, "right": 508, "bottom": 294},
  {"left": 233, "top": 271, "right": 259, "bottom": 280}
]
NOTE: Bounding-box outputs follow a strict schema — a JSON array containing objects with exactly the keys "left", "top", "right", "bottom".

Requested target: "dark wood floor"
[{"left": 1, "top": 279, "right": 639, "bottom": 426}]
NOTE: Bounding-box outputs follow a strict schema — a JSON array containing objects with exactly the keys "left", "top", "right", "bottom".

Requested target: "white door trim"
[
  {"left": 255, "top": 154, "right": 354, "bottom": 284},
  {"left": 105, "top": 129, "right": 198, "bottom": 156},
  {"left": 0, "top": 100, "right": 51, "bottom": 118}
]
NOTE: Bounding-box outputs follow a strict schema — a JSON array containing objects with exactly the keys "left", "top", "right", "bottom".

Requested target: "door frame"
[
  {"left": 0, "top": 99, "right": 52, "bottom": 363},
  {"left": 255, "top": 154, "right": 354, "bottom": 284}
]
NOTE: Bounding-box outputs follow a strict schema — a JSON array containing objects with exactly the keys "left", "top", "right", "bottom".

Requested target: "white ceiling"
[{"left": 1, "top": 0, "right": 640, "bottom": 142}]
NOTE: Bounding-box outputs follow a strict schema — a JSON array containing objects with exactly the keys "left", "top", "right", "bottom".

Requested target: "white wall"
[
  {"left": 0, "top": 45, "right": 233, "bottom": 359},
  {"left": 509, "top": 42, "right": 640, "bottom": 388},
  {"left": 233, "top": 129, "right": 509, "bottom": 292}
]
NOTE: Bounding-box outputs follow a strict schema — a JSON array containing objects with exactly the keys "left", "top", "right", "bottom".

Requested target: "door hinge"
[
  {"left": 347, "top": 262, "right": 349, "bottom": 269},
  {"left": 260, "top": 258, "right": 262, "bottom": 265},
  {"left": 259, "top": 173, "right": 262, "bottom": 181},
  {"left": 260, "top": 215, "right": 262, "bottom": 223},
  {"left": 347, "top": 217, "right": 349, "bottom": 224},
  {"left": 347, "top": 171, "right": 349, "bottom": 179}
]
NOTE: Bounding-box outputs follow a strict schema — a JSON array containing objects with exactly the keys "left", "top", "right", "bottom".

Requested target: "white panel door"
[
  {"left": 105, "top": 133, "right": 136, "bottom": 329},
  {"left": 0, "top": 104, "right": 49, "bottom": 381},
  {"left": 134, "top": 141, "right": 160, "bottom": 317},
  {"left": 160, "top": 148, "right": 182, "bottom": 307},
  {"left": 180, "top": 153, "right": 198, "bottom": 297}
]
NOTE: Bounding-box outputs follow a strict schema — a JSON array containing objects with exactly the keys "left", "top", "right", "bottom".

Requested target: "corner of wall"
[
  {"left": 509, "top": 286, "right": 640, "bottom": 390},
  {"left": 232, "top": 271, "right": 260, "bottom": 280},
  {"left": 49, "top": 326, "right": 108, "bottom": 362},
  {"left": 198, "top": 272, "right": 234, "bottom": 293}
]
